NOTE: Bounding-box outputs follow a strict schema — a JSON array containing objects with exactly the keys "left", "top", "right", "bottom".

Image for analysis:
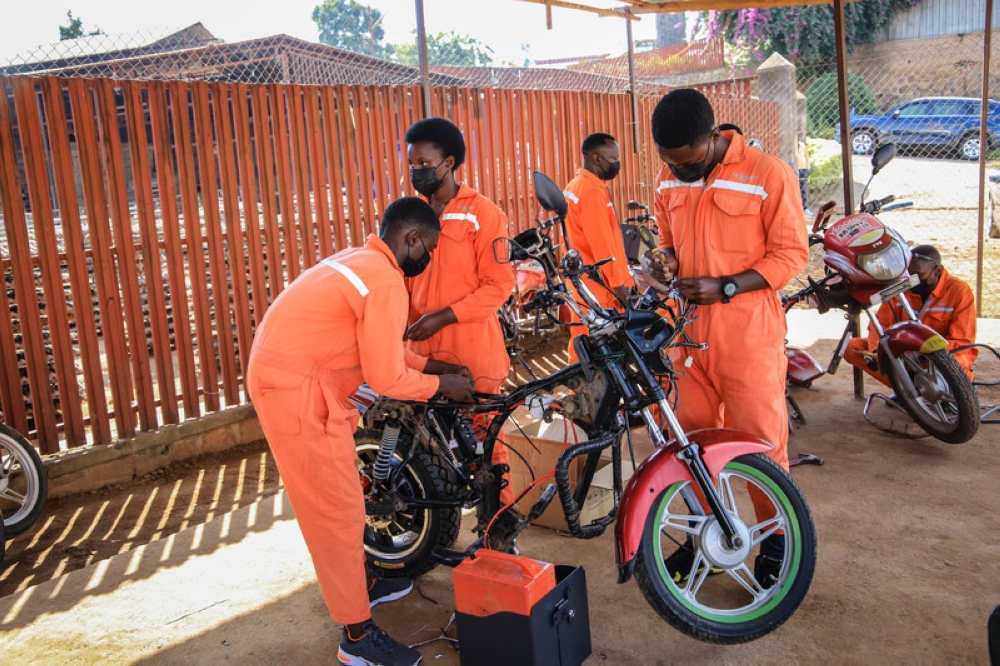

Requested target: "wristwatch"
[{"left": 720, "top": 277, "right": 739, "bottom": 304}]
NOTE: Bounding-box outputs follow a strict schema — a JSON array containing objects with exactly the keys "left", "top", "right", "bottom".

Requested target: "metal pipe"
[
  {"left": 977, "top": 0, "right": 994, "bottom": 317},
  {"left": 415, "top": 0, "right": 431, "bottom": 118},
  {"left": 626, "top": 11, "right": 641, "bottom": 152}
]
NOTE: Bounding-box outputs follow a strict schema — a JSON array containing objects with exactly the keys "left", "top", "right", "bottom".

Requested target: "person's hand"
[
  {"left": 614, "top": 285, "right": 631, "bottom": 305},
  {"left": 642, "top": 249, "right": 677, "bottom": 283},
  {"left": 639, "top": 253, "right": 672, "bottom": 293},
  {"left": 425, "top": 360, "right": 473, "bottom": 380},
  {"left": 675, "top": 276, "right": 726, "bottom": 305},
  {"left": 405, "top": 308, "right": 457, "bottom": 341},
  {"left": 437, "top": 374, "right": 476, "bottom": 401}
]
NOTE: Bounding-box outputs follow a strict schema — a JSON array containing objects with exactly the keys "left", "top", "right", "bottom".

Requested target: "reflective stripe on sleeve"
[
  {"left": 321, "top": 258, "right": 370, "bottom": 297},
  {"left": 441, "top": 212, "right": 480, "bottom": 231}
]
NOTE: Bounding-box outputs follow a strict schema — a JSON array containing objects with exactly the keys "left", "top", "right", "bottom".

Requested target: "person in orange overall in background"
[
  {"left": 645, "top": 89, "right": 808, "bottom": 589},
  {"left": 845, "top": 244, "right": 978, "bottom": 383},
  {"left": 247, "top": 197, "right": 475, "bottom": 666},
  {"left": 402, "top": 118, "right": 517, "bottom": 506},
  {"left": 563, "top": 132, "right": 632, "bottom": 361}
]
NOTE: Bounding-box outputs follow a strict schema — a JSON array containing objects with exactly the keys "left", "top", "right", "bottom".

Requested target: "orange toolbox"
[{"left": 453, "top": 549, "right": 556, "bottom": 617}]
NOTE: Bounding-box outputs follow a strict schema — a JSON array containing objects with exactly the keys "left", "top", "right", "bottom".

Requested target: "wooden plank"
[
  {"left": 0, "top": 80, "right": 40, "bottom": 436},
  {"left": 320, "top": 86, "right": 348, "bottom": 252},
  {"left": 286, "top": 85, "right": 315, "bottom": 268},
  {"left": 251, "top": 86, "right": 283, "bottom": 302},
  {"left": 13, "top": 78, "right": 84, "bottom": 451},
  {"left": 211, "top": 83, "right": 254, "bottom": 393},
  {"left": 148, "top": 82, "right": 199, "bottom": 416},
  {"left": 271, "top": 84, "right": 301, "bottom": 282},
  {"left": 304, "top": 87, "right": 333, "bottom": 259},
  {"left": 336, "top": 85, "right": 363, "bottom": 247},
  {"left": 354, "top": 87, "right": 377, "bottom": 239},
  {"left": 123, "top": 81, "right": 180, "bottom": 425},
  {"left": 191, "top": 81, "right": 231, "bottom": 410},
  {"left": 370, "top": 86, "right": 394, "bottom": 217}
]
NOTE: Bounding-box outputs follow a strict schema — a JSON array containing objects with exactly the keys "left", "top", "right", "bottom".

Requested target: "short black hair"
[
  {"left": 651, "top": 88, "right": 715, "bottom": 149},
  {"left": 582, "top": 132, "right": 616, "bottom": 155},
  {"left": 911, "top": 244, "right": 941, "bottom": 265},
  {"left": 404, "top": 117, "right": 466, "bottom": 168},
  {"left": 379, "top": 196, "right": 441, "bottom": 239}
]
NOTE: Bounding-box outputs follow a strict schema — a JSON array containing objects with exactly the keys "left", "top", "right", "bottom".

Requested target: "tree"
[
  {"left": 701, "top": 1, "right": 925, "bottom": 67},
  {"left": 806, "top": 70, "right": 878, "bottom": 134},
  {"left": 312, "top": 0, "right": 394, "bottom": 59},
  {"left": 394, "top": 31, "right": 495, "bottom": 67},
  {"left": 59, "top": 11, "right": 103, "bottom": 41}
]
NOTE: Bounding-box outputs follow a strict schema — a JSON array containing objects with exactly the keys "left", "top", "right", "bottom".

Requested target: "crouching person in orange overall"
[
  {"left": 247, "top": 197, "right": 475, "bottom": 666},
  {"left": 646, "top": 89, "right": 808, "bottom": 589}
]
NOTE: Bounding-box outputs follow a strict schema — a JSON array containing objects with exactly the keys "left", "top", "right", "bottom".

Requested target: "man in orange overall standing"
[
  {"left": 646, "top": 89, "right": 808, "bottom": 588},
  {"left": 845, "top": 244, "right": 978, "bottom": 383},
  {"left": 247, "top": 197, "right": 475, "bottom": 666},
  {"left": 563, "top": 132, "right": 632, "bottom": 360},
  {"left": 403, "top": 118, "right": 517, "bottom": 507}
]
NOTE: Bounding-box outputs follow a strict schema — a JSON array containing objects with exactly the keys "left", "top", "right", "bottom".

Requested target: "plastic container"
[{"left": 453, "top": 549, "right": 556, "bottom": 617}]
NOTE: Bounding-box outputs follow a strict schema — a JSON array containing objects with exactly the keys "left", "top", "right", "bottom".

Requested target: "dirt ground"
[{"left": 2, "top": 312, "right": 999, "bottom": 664}]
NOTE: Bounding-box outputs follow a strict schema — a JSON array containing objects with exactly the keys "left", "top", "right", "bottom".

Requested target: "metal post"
[
  {"left": 977, "top": 0, "right": 994, "bottom": 317},
  {"left": 415, "top": 0, "right": 432, "bottom": 118},
  {"left": 626, "top": 11, "right": 641, "bottom": 153}
]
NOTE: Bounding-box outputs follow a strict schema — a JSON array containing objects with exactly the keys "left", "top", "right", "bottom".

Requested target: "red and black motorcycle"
[{"left": 783, "top": 143, "right": 979, "bottom": 444}]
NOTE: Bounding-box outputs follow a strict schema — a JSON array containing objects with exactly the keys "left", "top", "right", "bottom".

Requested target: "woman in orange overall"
[
  {"left": 646, "top": 89, "right": 808, "bottom": 588},
  {"left": 247, "top": 198, "right": 474, "bottom": 666},
  {"left": 403, "top": 118, "right": 517, "bottom": 506}
]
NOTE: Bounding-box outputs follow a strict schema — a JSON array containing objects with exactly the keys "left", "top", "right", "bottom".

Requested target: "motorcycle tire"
[
  {"left": 0, "top": 423, "right": 48, "bottom": 537},
  {"left": 633, "top": 453, "right": 817, "bottom": 644},
  {"left": 888, "top": 349, "right": 979, "bottom": 444},
  {"left": 355, "top": 430, "right": 461, "bottom": 579}
]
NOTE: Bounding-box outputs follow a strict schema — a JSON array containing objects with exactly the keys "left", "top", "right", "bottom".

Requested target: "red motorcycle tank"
[{"left": 822, "top": 212, "right": 912, "bottom": 302}]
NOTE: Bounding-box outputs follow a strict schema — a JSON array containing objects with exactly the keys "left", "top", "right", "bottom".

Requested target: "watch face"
[{"left": 723, "top": 280, "right": 738, "bottom": 297}]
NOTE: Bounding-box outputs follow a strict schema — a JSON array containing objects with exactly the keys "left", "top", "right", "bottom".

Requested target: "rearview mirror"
[
  {"left": 533, "top": 171, "right": 567, "bottom": 219},
  {"left": 871, "top": 143, "right": 897, "bottom": 175},
  {"left": 627, "top": 200, "right": 647, "bottom": 211},
  {"left": 493, "top": 237, "right": 528, "bottom": 264}
]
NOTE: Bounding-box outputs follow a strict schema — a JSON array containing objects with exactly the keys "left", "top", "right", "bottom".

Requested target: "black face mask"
[
  {"left": 911, "top": 279, "right": 934, "bottom": 298},
  {"left": 401, "top": 237, "right": 432, "bottom": 277},
  {"left": 410, "top": 160, "right": 446, "bottom": 197},
  {"left": 602, "top": 158, "right": 621, "bottom": 181},
  {"left": 669, "top": 137, "right": 715, "bottom": 183}
]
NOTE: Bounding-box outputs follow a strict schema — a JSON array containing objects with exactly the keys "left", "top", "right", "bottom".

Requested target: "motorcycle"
[
  {"left": 782, "top": 143, "right": 979, "bottom": 444},
  {"left": 1, "top": 422, "right": 48, "bottom": 537},
  {"left": 353, "top": 171, "right": 817, "bottom": 644}
]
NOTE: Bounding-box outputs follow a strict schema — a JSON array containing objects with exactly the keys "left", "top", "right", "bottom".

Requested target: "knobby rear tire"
[
  {"left": 633, "top": 453, "right": 817, "bottom": 644},
  {"left": 0, "top": 423, "right": 48, "bottom": 537},
  {"left": 355, "top": 430, "right": 461, "bottom": 579}
]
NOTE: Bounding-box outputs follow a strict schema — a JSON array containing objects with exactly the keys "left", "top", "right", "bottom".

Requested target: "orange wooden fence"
[{"left": 0, "top": 75, "right": 778, "bottom": 454}]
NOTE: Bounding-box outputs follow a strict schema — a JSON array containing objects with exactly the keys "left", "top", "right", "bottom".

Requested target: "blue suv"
[{"left": 834, "top": 96, "right": 1000, "bottom": 160}]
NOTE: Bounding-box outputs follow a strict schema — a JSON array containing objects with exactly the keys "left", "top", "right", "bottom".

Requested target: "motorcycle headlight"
[{"left": 857, "top": 243, "right": 908, "bottom": 281}]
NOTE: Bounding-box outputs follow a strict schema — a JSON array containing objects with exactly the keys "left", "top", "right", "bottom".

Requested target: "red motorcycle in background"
[{"left": 783, "top": 143, "right": 979, "bottom": 444}]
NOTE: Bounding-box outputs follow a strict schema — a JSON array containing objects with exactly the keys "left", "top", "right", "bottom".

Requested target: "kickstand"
[{"left": 408, "top": 612, "right": 460, "bottom": 650}]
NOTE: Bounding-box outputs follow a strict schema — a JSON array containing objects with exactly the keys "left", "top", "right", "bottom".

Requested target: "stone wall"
[{"left": 848, "top": 32, "right": 1000, "bottom": 112}]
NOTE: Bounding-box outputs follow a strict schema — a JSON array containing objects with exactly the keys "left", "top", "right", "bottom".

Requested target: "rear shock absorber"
[{"left": 372, "top": 418, "right": 401, "bottom": 482}]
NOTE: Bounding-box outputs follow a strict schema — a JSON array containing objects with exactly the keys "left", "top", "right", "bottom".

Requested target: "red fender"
[
  {"left": 882, "top": 321, "right": 948, "bottom": 358},
  {"left": 614, "top": 428, "right": 773, "bottom": 579}
]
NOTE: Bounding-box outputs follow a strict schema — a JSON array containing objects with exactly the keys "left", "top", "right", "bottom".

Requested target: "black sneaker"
[
  {"left": 338, "top": 620, "right": 422, "bottom": 666},
  {"left": 754, "top": 534, "right": 786, "bottom": 590},
  {"left": 664, "top": 543, "right": 722, "bottom": 583},
  {"left": 368, "top": 570, "right": 413, "bottom": 608}
]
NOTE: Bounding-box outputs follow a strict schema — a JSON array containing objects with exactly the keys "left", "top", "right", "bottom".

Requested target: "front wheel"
[
  {"left": 0, "top": 424, "right": 48, "bottom": 537},
  {"left": 633, "top": 453, "right": 817, "bottom": 644},
  {"left": 851, "top": 129, "right": 877, "bottom": 155},
  {"left": 889, "top": 349, "right": 979, "bottom": 443},
  {"left": 958, "top": 134, "right": 981, "bottom": 161},
  {"left": 356, "top": 430, "right": 461, "bottom": 578}
]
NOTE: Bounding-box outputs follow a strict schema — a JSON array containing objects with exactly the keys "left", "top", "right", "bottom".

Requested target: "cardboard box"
[{"left": 505, "top": 418, "right": 616, "bottom": 531}]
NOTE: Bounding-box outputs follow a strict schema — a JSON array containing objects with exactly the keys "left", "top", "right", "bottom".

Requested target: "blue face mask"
[{"left": 669, "top": 136, "right": 716, "bottom": 183}]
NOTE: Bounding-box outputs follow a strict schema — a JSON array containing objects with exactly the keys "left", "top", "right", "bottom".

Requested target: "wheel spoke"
[
  {"left": 0, "top": 487, "right": 27, "bottom": 504},
  {"left": 750, "top": 516, "right": 783, "bottom": 546},
  {"left": 661, "top": 510, "right": 711, "bottom": 537},
  {"left": 717, "top": 471, "right": 738, "bottom": 513}
]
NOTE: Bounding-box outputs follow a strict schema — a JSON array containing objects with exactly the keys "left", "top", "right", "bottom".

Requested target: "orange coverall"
[
  {"left": 563, "top": 168, "right": 633, "bottom": 360},
  {"left": 845, "top": 266, "right": 978, "bottom": 384},
  {"left": 655, "top": 130, "right": 808, "bottom": 474},
  {"left": 247, "top": 235, "right": 440, "bottom": 626},
  {"left": 406, "top": 184, "right": 516, "bottom": 500}
]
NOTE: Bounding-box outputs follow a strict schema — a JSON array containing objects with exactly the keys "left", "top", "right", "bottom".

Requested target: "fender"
[
  {"left": 881, "top": 320, "right": 948, "bottom": 359},
  {"left": 786, "top": 345, "right": 825, "bottom": 386},
  {"left": 614, "top": 428, "right": 772, "bottom": 583}
]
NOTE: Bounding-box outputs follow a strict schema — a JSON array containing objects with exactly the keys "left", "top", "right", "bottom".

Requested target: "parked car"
[{"left": 834, "top": 97, "right": 1000, "bottom": 160}]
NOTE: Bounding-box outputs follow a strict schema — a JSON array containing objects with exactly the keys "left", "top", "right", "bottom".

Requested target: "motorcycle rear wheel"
[
  {"left": 889, "top": 349, "right": 979, "bottom": 444},
  {"left": 0, "top": 423, "right": 48, "bottom": 537},
  {"left": 633, "top": 453, "right": 816, "bottom": 644},
  {"left": 355, "top": 431, "right": 461, "bottom": 578}
]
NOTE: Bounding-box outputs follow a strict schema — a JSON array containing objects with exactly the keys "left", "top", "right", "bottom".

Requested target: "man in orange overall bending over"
[
  {"left": 845, "top": 244, "right": 978, "bottom": 383},
  {"left": 403, "top": 118, "right": 517, "bottom": 506},
  {"left": 247, "top": 197, "right": 474, "bottom": 666},
  {"left": 563, "top": 132, "right": 632, "bottom": 361},
  {"left": 646, "top": 89, "right": 808, "bottom": 588}
]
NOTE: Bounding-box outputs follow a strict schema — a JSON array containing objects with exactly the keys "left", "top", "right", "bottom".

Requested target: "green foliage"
[
  {"left": 312, "top": 0, "right": 394, "bottom": 59},
  {"left": 806, "top": 70, "right": 879, "bottom": 134},
  {"left": 703, "top": 1, "right": 925, "bottom": 67},
  {"left": 59, "top": 11, "right": 103, "bottom": 40},
  {"left": 394, "top": 31, "right": 495, "bottom": 67}
]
